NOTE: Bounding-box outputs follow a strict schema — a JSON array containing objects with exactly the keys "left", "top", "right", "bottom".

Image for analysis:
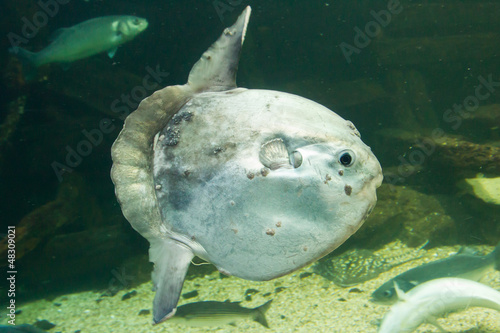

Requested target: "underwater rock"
[
  {"left": 373, "top": 33, "right": 500, "bottom": 66},
  {"left": 461, "top": 175, "right": 500, "bottom": 205},
  {"left": 461, "top": 104, "right": 500, "bottom": 141},
  {"left": 0, "top": 173, "right": 100, "bottom": 262},
  {"left": 376, "top": 129, "right": 500, "bottom": 176},
  {"left": 353, "top": 184, "right": 457, "bottom": 247},
  {"left": 45, "top": 60, "right": 145, "bottom": 118},
  {"left": 24, "top": 224, "right": 135, "bottom": 289},
  {"left": 385, "top": 70, "right": 438, "bottom": 130},
  {"left": 384, "top": 3, "right": 500, "bottom": 38},
  {"left": 432, "top": 136, "right": 500, "bottom": 174},
  {"left": 33, "top": 319, "right": 56, "bottom": 330},
  {"left": 121, "top": 290, "right": 137, "bottom": 301},
  {"left": 181, "top": 290, "right": 199, "bottom": 299},
  {"left": 0, "top": 96, "right": 26, "bottom": 172}
]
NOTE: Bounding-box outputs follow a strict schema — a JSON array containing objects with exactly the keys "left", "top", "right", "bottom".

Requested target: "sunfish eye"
[
  {"left": 383, "top": 290, "right": 392, "bottom": 298},
  {"left": 339, "top": 150, "right": 355, "bottom": 167},
  {"left": 290, "top": 150, "right": 302, "bottom": 168},
  {"left": 133, "top": 18, "right": 140, "bottom": 25}
]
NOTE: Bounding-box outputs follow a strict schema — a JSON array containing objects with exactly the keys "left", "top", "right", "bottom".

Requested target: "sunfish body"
[
  {"left": 378, "top": 277, "right": 500, "bottom": 333},
  {"left": 111, "top": 6, "right": 382, "bottom": 324},
  {"left": 371, "top": 243, "right": 500, "bottom": 304},
  {"left": 9, "top": 15, "right": 148, "bottom": 80},
  {"left": 169, "top": 300, "right": 272, "bottom": 328}
]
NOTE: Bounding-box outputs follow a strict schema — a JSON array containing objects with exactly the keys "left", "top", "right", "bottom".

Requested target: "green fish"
[
  {"left": 9, "top": 15, "right": 148, "bottom": 80},
  {"left": 371, "top": 243, "right": 500, "bottom": 305},
  {"left": 168, "top": 300, "right": 272, "bottom": 328}
]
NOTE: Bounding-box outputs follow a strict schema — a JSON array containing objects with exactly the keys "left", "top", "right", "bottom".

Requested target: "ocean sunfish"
[{"left": 111, "top": 6, "right": 382, "bottom": 324}]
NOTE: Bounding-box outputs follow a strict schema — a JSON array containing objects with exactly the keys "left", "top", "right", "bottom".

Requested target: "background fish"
[
  {"left": 378, "top": 277, "right": 500, "bottom": 333},
  {"left": 371, "top": 243, "right": 500, "bottom": 304},
  {"left": 168, "top": 300, "right": 272, "bottom": 328},
  {"left": 9, "top": 15, "right": 148, "bottom": 80},
  {"left": 313, "top": 248, "right": 422, "bottom": 287}
]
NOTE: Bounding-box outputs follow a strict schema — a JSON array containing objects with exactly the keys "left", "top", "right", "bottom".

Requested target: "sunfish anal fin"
[
  {"left": 150, "top": 238, "right": 194, "bottom": 324},
  {"left": 187, "top": 6, "right": 251, "bottom": 93}
]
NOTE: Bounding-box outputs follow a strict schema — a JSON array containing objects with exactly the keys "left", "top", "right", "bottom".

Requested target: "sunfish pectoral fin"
[
  {"left": 187, "top": 6, "right": 251, "bottom": 92},
  {"left": 149, "top": 238, "right": 194, "bottom": 324},
  {"left": 108, "top": 47, "right": 118, "bottom": 58}
]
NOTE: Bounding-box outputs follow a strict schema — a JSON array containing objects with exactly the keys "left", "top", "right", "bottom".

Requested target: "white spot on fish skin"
[
  {"left": 266, "top": 228, "right": 275, "bottom": 236},
  {"left": 229, "top": 200, "right": 235, "bottom": 206},
  {"left": 155, "top": 184, "right": 162, "bottom": 190},
  {"left": 158, "top": 134, "right": 165, "bottom": 141}
]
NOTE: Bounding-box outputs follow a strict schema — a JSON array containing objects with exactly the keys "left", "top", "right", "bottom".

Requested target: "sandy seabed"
[{"left": 3, "top": 243, "right": 500, "bottom": 333}]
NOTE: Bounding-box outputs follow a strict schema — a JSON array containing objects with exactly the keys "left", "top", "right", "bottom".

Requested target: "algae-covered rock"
[
  {"left": 461, "top": 175, "right": 500, "bottom": 205},
  {"left": 353, "top": 184, "right": 456, "bottom": 248},
  {"left": 0, "top": 173, "right": 101, "bottom": 262}
]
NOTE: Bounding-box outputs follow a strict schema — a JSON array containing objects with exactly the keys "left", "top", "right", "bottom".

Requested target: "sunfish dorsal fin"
[{"left": 187, "top": 6, "right": 251, "bottom": 92}]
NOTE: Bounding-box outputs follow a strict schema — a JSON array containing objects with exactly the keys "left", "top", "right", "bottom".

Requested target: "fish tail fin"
[
  {"left": 8, "top": 47, "right": 39, "bottom": 81},
  {"left": 253, "top": 300, "right": 273, "bottom": 328}
]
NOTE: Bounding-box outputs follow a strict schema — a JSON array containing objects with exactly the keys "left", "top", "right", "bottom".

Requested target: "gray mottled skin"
[
  {"left": 153, "top": 88, "right": 382, "bottom": 280},
  {"left": 111, "top": 6, "right": 382, "bottom": 324}
]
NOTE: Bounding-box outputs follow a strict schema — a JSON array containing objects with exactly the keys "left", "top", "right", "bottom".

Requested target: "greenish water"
[{"left": 1, "top": 1, "right": 499, "bottom": 332}]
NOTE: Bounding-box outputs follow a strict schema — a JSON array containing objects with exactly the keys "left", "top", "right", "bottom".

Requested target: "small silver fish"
[
  {"left": 167, "top": 300, "right": 272, "bottom": 328},
  {"left": 378, "top": 277, "right": 500, "bottom": 333},
  {"left": 371, "top": 244, "right": 500, "bottom": 304},
  {"left": 9, "top": 15, "right": 148, "bottom": 80}
]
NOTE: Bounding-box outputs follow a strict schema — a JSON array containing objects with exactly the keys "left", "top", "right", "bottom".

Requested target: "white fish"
[
  {"left": 9, "top": 15, "right": 148, "bottom": 80},
  {"left": 378, "top": 277, "right": 500, "bottom": 333}
]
